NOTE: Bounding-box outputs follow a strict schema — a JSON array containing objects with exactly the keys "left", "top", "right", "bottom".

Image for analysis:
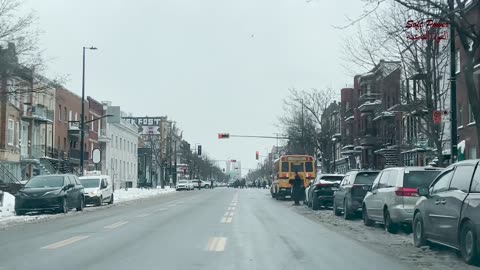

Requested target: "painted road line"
[
  {"left": 230, "top": 203, "right": 237, "bottom": 206},
  {"left": 136, "top": 213, "right": 151, "bottom": 218},
  {"left": 228, "top": 212, "right": 234, "bottom": 217},
  {"left": 220, "top": 217, "right": 233, "bottom": 224},
  {"left": 206, "top": 237, "right": 227, "bottom": 251},
  {"left": 167, "top": 204, "right": 177, "bottom": 207},
  {"left": 104, "top": 221, "right": 129, "bottom": 229},
  {"left": 41, "top": 235, "right": 89, "bottom": 249},
  {"left": 228, "top": 207, "right": 235, "bottom": 211},
  {"left": 220, "top": 217, "right": 227, "bottom": 223},
  {"left": 153, "top": 208, "right": 168, "bottom": 212},
  {"left": 224, "top": 212, "right": 231, "bottom": 216}
]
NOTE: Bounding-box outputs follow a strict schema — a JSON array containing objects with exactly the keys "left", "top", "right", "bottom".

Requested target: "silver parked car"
[{"left": 362, "top": 167, "right": 443, "bottom": 233}]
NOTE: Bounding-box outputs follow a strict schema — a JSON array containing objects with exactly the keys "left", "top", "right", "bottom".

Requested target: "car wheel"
[
  {"left": 76, "top": 196, "right": 84, "bottom": 211},
  {"left": 108, "top": 194, "right": 114, "bottom": 205},
  {"left": 384, "top": 209, "right": 399, "bottom": 234},
  {"left": 333, "top": 199, "right": 342, "bottom": 216},
  {"left": 60, "top": 197, "right": 68, "bottom": 214},
  {"left": 343, "top": 199, "right": 353, "bottom": 220},
  {"left": 413, "top": 212, "right": 427, "bottom": 247},
  {"left": 460, "top": 220, "right": 480, "bottom": 265},
  {"left": 205, "top": 185, "right": 209, "bottom": 189},
  {"left": 96, "top": 196, "right": 103, "bottom": 207},
  {"left": 362, "top": 205, "right": 374, "bottom": 227},
  {"left": 312, "top": 196, "right": 320, "bottom": 210}
]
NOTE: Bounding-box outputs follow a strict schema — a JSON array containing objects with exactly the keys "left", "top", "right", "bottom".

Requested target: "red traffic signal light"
[
  {"left": 256, "top": 151, "right": 259, "bottom": 160},
  {"left": 218, "top": 133, "right": 230, "bottom": 139}
]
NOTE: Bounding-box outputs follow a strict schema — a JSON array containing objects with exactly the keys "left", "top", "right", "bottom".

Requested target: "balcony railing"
[
  {"left": 22, "top": 106, "right": 54, "bottom": 123},
  {"left": 69, "top": 149, "right": 89, "bottom": 160}
]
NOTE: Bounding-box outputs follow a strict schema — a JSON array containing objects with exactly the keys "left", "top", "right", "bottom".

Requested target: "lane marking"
[
  {"left": 220, "top": 217, "right": 233, "bottom": 223},
  {"left": 220, "top": 217, "right": 227, "bottom": 223},
  {"left": 224, "top": 212, "right": 231, "bottom": 216},
  {"left": 41, "top": 235, "right": 89, "bottom": 249},
  {"left": 136, "top": 213, "right": 151, "bottom": 218},
  {"left": 167, "top": 204, "right": 177, "bottom": 207},
  {"left": 207, "top": 237, "right": 227, "bottom": 251},
  {"left": 153, "top": 208, "right": 168, "bottom": 212},
  {"left": 228, "top": 207, "right": 235, "bottom": 211},
  {"left": 104, "top": 221, "right": 129, "bottom": 229},
  {"left": 228, "top": 212, "right": 234, "bottom": 217}
]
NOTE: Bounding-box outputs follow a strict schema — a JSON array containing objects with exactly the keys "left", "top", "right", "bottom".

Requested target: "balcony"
[
  {"left": 359, "top": 100, "right": 381, "bottom": 113},
  {"left": 22, "top": 106, "right": 54, "bottom": 123},
  {"left": 373, "top": 111, "right": 395, "bottom": 121},
  {"left": 98, "top": 129, "right": 110, "bottom": 142},
  {"left": 359, "top": 135, "right": 381, "bottom": 146},
  {"left": 344, "top": 108, "right": 355, "bottom": 123},
  {"left": 68, "top": 122, "right": 89, "bottom": 139},
  {"left": 69, "top": 149, "right": 89, "bottom": 161}
]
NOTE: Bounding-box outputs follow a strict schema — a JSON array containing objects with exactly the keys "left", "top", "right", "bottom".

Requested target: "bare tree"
[{"left": 342, "top": 1, "right": 452, "bottom": 166}]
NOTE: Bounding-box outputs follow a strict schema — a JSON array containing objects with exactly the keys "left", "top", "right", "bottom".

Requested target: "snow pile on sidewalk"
[
  {"left": 0, "top": 192, "right": 15, "bottom": 218},
  {"left": 114, "top": 187, "right": 176, "bottom": 203}
]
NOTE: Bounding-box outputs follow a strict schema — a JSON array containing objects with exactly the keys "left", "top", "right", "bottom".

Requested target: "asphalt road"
[{"left": 0, "top": 188, "right": 419, "bottom": 270}]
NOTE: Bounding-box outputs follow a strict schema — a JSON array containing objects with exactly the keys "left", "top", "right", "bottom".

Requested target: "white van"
[{"left": 79, "top": 171, "right": 113, "bottom": 206}]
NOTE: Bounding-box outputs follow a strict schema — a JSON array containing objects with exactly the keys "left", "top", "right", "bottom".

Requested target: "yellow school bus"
[{"left": 271, "top": 155, "right": 316, "bottom": 200}]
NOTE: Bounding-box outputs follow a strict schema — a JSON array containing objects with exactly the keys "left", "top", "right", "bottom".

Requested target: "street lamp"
[{"left": 80, "top": 46, "right": 97, "bottom": 176}]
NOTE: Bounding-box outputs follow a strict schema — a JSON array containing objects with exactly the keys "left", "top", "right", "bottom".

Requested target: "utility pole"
[
  {"left": 449, "top": 0, "right": 458, "bottom": 164},
  {"left": 301, "top": 99, "right": 305, "bottom": 154}
]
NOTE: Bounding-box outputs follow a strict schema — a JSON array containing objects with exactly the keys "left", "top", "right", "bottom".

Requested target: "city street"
[{"left": 1, "top": 188, "right": 419, "bottom": 270}]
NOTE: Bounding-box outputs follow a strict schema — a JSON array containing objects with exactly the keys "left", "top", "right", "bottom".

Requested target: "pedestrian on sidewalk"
[{"left": 289, "top": 172, "right": 303, "bottom": 206}]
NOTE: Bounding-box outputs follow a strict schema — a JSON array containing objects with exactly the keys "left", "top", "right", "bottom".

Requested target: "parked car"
[
  {"left": 79, "top": 174, "right": 113, "bottom": 206},
  {"left": 333, "top": 170, "right": 380, "bottom": 219},
  {"left": 14, "top": 174, "right": 85, "bottom": 215},
  {"left": 362, "top": 167, "right": 443, "bottom": 233},
  {"left": 176, "top": 180, "right": 193, "bottom": 191},
  {"left": 413, "top": 160, "right": 480, "bottom": 265},
  {"left": 305, "top": 174, "right": 344, "bottom": 210}
]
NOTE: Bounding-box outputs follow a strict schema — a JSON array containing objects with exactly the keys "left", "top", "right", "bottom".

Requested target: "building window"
[
  {"left": 456, "top": 49, "right": 460, "bottom": 74},
  {"left": 16, "top": 122, "right": 19, "bottom": 147},
  {"left": 58, "top": 105, "right": 62, "bottom": 121},
  {"left": 469, "top": 105, "right": 475, "bottom": 124},
  {"left": 7, "top": 119, "right": 14, "bottom": 145},
  {"left": 98, "top": 120, "right": 101, "bottom": 132},
  {"left": 64, "top": 107, "right": 67, "bottom": 123},
  {"left": 458, "top": 104, "right": 464, "bottom": 127},
  {"left": 471, "top": 147, "right": 477, "bottom": 160},
  {"left": 91, "top": 116, "right": 94, "bottom": 131}
]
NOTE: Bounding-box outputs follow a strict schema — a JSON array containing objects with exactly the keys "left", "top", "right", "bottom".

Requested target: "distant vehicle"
[
  {"left": 362, "top": 167, "right": 442, "bottom": 233},
  {"left": 192, "top": 179, "right": 210, "bottom": 189},
  {"left": 271, "top": 155, "right": 316, "bottom": 200},
  {"left": 176, "top": 180, "right": 193, "bottom": 191},
  {"left": 306, "top": 174, "right": 344, "bottom": 210},
  {"left": 15, "top": 174, "right": 85, "bottom": 215},
  {"left": 413, "top": 160, "right": 480, "bottom": 265},
  {"left": 79, "top": 173, "right": 113, "bottom": 206},
  {"left": 333, "top": 170, "right": 380, "bottom": 219}
]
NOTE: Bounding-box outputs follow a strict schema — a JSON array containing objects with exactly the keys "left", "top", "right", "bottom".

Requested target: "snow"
[
  {"left": 114, "top": 187, "right": 176, "bottom": 203},
  {"left": 458, "top": 140, "right": 466, "bottom": 153},
  {"left": 0, "top": 187, "right": 176, "bottom": 227}
]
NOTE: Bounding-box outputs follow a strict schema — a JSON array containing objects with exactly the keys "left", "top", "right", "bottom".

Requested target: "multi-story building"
[
  {"left": 456, "top": 3, "right": 479, "bottom": 161},
  {"left": 86, "top": 96, "right": 103, "bottom": 171},
  {"left": 320, "top": 101, "right": 341, "bottom": 173},
  {"left": 340, "top": 60, "right": 402, "bottom": 170},
  {"left": 101, "top": 102, "right": 139, "bottom": 189}
]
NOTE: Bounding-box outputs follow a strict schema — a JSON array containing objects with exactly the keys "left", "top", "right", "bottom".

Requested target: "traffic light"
[
  {"left": 218, "top": 133, "right": 230, "bottom": 139},
  {"left": 256, "top": 151, "right": 259, "bottom": 160},
  {"left": 197, "top": 145, "right": 202, "bottom": 156}
]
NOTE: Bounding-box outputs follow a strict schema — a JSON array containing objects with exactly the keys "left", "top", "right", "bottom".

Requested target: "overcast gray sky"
[{"left": 25, "top": 0, "right": 365, "bottom": 174}]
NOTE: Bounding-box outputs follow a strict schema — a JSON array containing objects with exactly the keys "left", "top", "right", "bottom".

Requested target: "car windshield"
[
  {"left": 354, "top": 172, "right": 379, "bottom": 185},
  {"left": 79, "top": 178, "right": 100, "bottom": 188},
  {"left": 403, "top": 170, "right": 442, "bottom": 188},
  {"left": 25, "top": 176, "right": 64, "bottom": 188},
  {"left": 178, "top": 180, "right": 187, "bottom": 184}
]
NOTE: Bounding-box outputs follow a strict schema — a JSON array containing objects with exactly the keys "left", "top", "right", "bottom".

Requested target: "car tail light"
[{"left": 395, "top": 187, "right": 418, "bottom": 197}]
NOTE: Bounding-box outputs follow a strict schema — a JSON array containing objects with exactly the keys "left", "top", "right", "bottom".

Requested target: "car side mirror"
[
  {"left": 65, "top": 184, "right": 74, "bottom": 190},
  {"left": 417, "top": 187, "right": 430, "bottom": 197}
]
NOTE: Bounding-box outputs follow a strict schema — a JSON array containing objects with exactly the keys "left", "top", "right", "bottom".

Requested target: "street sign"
[
  {"left": 433, "top": 110, "right": 442, "bottom": 124},
  {"left": 92, "top": 148, "right": 101, "bottom": 164}
]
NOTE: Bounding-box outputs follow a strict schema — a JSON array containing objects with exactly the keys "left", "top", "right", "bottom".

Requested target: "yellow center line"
[
  {"left": 136, "top": 213, "right": 151, "bottom": 218},
  {"left": 41, "top": 235, "right": 89, "bottom": 249},
  {"left": 104, "top": 221, "right": 129, "bottom": 229},
  {"left": 207, "top": 237, "right": 227, "bottom": 251}
]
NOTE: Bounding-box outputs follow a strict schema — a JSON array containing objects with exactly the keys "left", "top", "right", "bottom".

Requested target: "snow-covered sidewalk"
[{"left": 0, "top": 187, "right": 176, "bottom": 227}]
